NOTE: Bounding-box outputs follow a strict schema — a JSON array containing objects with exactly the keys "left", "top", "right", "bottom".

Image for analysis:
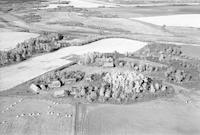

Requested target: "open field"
[
  {"left": 181, "top": 45, "right": 200, "bottom": 59},
  {"left": 1, "top": 2, "right": 200, "bottom": 44},
  {"left": 96, "top": 0, "right": 200, "bottom": 5},
  {"left": 83, "top": 92, "right": 200, "bottom": 135},
  {"left": 133, "top": 14, "right": 200, "bottom": 28},
  {"left": 0, "top": 32, "right": 39, "bottom": 51},
  {"left": 41, "top": 0, "right": 117, "bottom": 9},
  {"left": 0, "top": 96, "right": 75, "bottom": 135}
]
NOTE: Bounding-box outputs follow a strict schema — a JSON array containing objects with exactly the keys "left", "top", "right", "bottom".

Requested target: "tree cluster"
[
  {"left": 31, "top": 69, "right": 172, "bottom": 103},
  {"left": 119, "top": 60, "right": 162, "bottom": 72},
  {"left": 165, "top": 67, "right": 192, "bottom": 83},
  {"left": 79, "top": 51, "right": 119, "bottom": 66},
  {"left": 101, "top": 71, "right": 164, "bottom": 100},
  {"left": 34, "top": 70, "right": 85, "bottom": 90},
  {"left": 0, "top": 33, "right": 64, "bottom": 67},
  {"left": 164, "top": 46, "right": 182, "bottom": 56},
  {"left": 66, "top": 71, "right": 170, "bottom": 103},
  {"left": 79, "top": 52, "right": 162, "bottom": 73}
]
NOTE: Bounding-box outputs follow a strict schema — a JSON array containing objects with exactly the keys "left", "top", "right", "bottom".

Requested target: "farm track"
[
  {"left": 74, "top": 103, "right": 87, "bottom": 135},
  {"left": 74, "top": 103, "right": 79, "bottom": 135},
  {"left": 80, "top": 105, "right": 87, "bottom": 135}
]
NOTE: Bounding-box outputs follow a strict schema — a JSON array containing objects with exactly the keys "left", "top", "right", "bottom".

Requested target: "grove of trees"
[
  {"left": 0, "top": 33, "right": 64, "bottom": 67},
  {"left": 165, "top": 67, "right": 192, "bottom": 83},
  {"left": 32, "top": 69, "right": 171, "bottom": 104}
]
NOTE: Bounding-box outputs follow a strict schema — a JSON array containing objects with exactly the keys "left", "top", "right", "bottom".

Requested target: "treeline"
[{"left": 0, "top": 33, "right": 64, "bottom": 67}]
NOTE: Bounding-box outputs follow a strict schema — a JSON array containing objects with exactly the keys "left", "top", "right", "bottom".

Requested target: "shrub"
[{"left": 63, "top": 71, "right": 85, "bottom": 82}]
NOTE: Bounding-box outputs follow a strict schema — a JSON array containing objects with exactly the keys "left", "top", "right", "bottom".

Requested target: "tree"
[
  {"left": 175, "top": 70, "right": 184, "bottom": 83},
  {"left": 80, "top": 87, "right": 87, "bottom": 97},
  {"left": 105, "top": 89, "right": 111, "bottom": 98},
  {"left": 87, "top": 91, "right": 97, "bottom": 102},
  {"left": 0, "top": 51, "right": 9, "bottom": 65},
  {"left": 99, "top": 86, "right": 105, "bottom": 97},
  {"left": 112, "top": 90, "right": 120, "bottom": 99},
  {"left": 83, "top": 53, "right": 91, "bottom": 64},
  {"left": 16, "top": 53, "right": 22, "bottom": 62}
]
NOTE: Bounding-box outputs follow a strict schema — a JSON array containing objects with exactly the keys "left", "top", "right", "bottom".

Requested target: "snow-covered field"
[
  {"left": 41, "top": 0, "right": 116, "bottom": 9},
  {"left": 68, "top": 0, "right": 112, "bottom": 8},
  {"left": 0, "top": 32, "right": 39, "bottom": 51},
  {"left": 0, "top": 38, "right": 147, "bottom": 91},
  {"left": 132, "top": 14, "right": 200, "bottom": 28}
]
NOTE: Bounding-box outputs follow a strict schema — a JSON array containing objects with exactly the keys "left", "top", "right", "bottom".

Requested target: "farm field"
[
  {"left": 0, "top": 32, "right": 39, "bottom": 51},
  {"left": 132, "top": 14, "right": 200, "bottom": 28},
  {"left": 43, "top": 0, "right": 117, "bottom": 9},
  {"left": 0, "top": 96, "right": 75, "bottom": 135},
  {"left": 84, "top": 94, "right": 200, "bottom": 135},
  {"left": 96, "top": 0, "right": 200, "bottom": 5}
]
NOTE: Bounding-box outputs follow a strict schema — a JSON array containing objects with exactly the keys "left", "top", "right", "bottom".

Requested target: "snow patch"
[
  {"left": 0, "top": 32, "right": 39, "bottom": 51},
  {"left": 132, "top": 14, "right": 200, "bottom": 28}
]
